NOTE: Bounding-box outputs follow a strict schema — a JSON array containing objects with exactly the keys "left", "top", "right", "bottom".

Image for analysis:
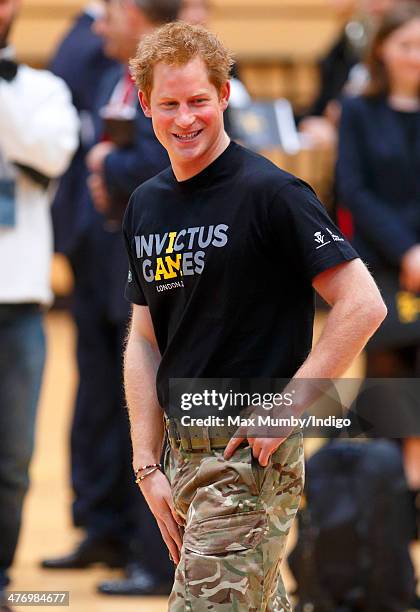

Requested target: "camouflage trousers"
[{"left": 164, "top": 432, "right": 304, "bottom": 611}]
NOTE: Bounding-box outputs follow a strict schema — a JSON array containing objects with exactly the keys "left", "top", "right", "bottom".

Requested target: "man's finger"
[
  {"left": 258, "top": 448, "right": 271, "bottom": 467},
  {"left": 224, "top": 434, "right": 245, "bottom": 459},
  {"left": 162, "top": 508, "right": 183, "bottom": 551},
  {"left": 259, "top": 438, "right": 286, "bottom": 466},
  {"left": 171, "top": 508, "right": 185, "bottom": 526},
  {"left": 157, "top": 518, "right": 180, "bottom": 565},
  {"left": 164, "top": 492, "right": 185, "bottom": 526},
  {"left": 167, "top": 519, "right": 183, "bottom": 553},
  {"left": 252, "top": 442, "right": 262, "bottom": 460}
]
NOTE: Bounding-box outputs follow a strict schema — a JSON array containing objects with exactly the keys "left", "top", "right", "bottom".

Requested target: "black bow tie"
[{"left": 0, "top": 58, "right": 18, "bottom": 82}]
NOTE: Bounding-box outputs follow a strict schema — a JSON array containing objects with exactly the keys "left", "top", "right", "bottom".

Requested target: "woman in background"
[
  {"left": 336, "top": 2, "right": 420, "bottom": 504},
  {"left": 300, "top": 0, "right": 398, "bottom": 146}
]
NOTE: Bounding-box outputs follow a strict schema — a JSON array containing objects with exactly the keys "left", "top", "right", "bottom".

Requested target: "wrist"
[
  {"left": 135, "top": 463, "right": 161, "bottom": 484},
  {"left": 133, "top": 457, "right": 160, "bottom": 472},
  {"left": 135, "top": 465, "right": 163, "bottom": 489}
]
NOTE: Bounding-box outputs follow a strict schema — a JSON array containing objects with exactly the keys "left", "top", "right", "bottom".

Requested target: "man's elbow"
[{"left": 361, "top": 292, "right": 387, "bottom": 334}]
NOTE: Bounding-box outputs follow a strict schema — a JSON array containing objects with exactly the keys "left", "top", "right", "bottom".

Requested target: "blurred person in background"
[
  {"left": 304, "top": 0, "right": 360, "bottom": 120},
  {"left": 47, "top": 1, "right": 118, "bottom": 544},
  {"left": 43, "top": 0, "right": 124, "bottom": 573},
  {"left": 49, "top": 2, "right": 117, "bottom": 260},
  {"left": 300, "top": 0, "right": 398, "bottom": 147},
  {"left": 0, "top": 0, "right": 79, "bottom": 608},
  {"left": 178, "top": 0, "right": 210, "bottom": 25},
  {"left": 41, "top": 0, "right": 180, "bottom": 597},
  {"left": 336, "top": 0, "right": 420, "bottom": 538},
  {"left": 179, "top": 0, "right": 251, "bottom": 114}
]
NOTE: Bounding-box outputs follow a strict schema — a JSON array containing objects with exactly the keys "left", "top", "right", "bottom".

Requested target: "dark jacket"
[
  {"left": 51, "top": 14, "right": 169, "bottom": 322},
  {"left": 307, "top": 29, "right": 360, "bottom": 117},
  {"left": 97, "top": 66, "right": 169, "bottom": 220},
  {"left": 336, "top": 95, "right": 420, "bottom": 272},
  {"left": 50, "top": 11, "right": 116, "bottom": 256}
]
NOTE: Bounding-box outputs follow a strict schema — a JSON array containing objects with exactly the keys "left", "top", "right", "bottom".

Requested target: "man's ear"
[
  {"left": 219, "top": 80, "right": 231, "bottom": 112},
  {"left": 138, "top": 91, "right": 152, "bottom": 118}
]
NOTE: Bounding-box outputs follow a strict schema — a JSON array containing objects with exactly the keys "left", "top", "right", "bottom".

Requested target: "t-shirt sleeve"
[
  {"left": 270, "top": 179, "right": 359, "bottom": 279},
  {"left": 122, "top": 201, "right": 148, "bottom": 306}
]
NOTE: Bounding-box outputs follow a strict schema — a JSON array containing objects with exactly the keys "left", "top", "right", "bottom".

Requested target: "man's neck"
[{"left": 172, "top": 131, "right": 231, "bottom": 182}]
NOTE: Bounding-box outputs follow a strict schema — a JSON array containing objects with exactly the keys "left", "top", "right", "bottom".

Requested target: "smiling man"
[{"left": 123, "top": 22, "right": 387, "bottom": 611}]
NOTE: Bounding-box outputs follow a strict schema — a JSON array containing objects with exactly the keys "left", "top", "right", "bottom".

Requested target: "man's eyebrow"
[{"left": 157, "top": 92, "right": 210, "bottom": 100}]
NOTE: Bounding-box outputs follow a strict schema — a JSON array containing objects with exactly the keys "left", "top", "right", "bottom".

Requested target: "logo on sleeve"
[
  {"left": 314, "top": 227, "right": 345, "bottom": 249},
  {"left": 127, "top": 270, "right": 132, "bottom": 283},
  {"left": 326, "top": 227, "right": 344, "bottom": 242},
  {"left": 314, "top": 231, "right": 331, "bottom": 249}
]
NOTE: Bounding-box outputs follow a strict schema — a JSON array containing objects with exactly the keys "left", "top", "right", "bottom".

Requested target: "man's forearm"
[
  {"left": 223, "top": 291, "right": 383, "bottom": 462},
  {"left": 124, "top": 334, "right": 165, "bottom": 471},
  {"left": 295, "top": 293, "right": 385, "bottom": 381},
  {"left": 279, "top": 293, "right": 386, "bottom": 423}
]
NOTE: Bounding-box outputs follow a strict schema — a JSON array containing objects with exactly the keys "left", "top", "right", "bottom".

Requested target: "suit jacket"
[
  {"left": 50, "top": 17, "right": 169, "bottom": 322},
  {"left": 336, "top": 95, "right": 420, "bottom": 272},
  {"left": 85, "top": 64, "right": 169, "bottom": 322},
  {"left": 96, "top": 65, "right": 170, "bottom": 220},
  {"left": 50, "top": 11, "right": 116, "bottom": 257}
]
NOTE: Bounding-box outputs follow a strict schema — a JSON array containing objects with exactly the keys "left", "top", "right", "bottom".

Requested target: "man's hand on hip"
[{"left": 224, "top": 426, "right": 287, "bottom": 467}]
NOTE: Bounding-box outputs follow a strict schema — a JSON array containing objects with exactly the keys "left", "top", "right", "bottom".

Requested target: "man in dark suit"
[
  {"left": 42, "top": 0, "right": 181, "bottom": 596},
  {"left": 49, "top": 2, "right": 117, "bottom": 259}
]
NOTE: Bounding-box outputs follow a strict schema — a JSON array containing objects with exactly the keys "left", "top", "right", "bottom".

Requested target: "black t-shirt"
[{"left": 123, "top": 141, "right": 358, "bottom": 414}]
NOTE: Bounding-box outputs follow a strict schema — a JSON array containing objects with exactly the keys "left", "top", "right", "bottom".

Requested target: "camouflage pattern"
[{"left": 164, "top": 432, "right": 304, "bottom": 611}]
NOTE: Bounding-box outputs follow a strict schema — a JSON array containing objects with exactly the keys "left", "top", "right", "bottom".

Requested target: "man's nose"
[{"left": 175, "top": 105, "right": 195, "bottom": 129}]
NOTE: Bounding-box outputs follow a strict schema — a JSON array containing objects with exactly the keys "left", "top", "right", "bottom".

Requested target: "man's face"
[
  {"left": 362, "top": 0, "right": 396, "bottom": 18},
  {"left": 139, "top": 56, "right": 230, "bottom": 174},
  {"left": 0, "top": 0, "right": 19, "bottom": 48},
  {"left": 179, "top": 0, "right": 210, "bottom": 26},
  {"left": 94, "top": 0, "right": 150, "bottom": 62}
]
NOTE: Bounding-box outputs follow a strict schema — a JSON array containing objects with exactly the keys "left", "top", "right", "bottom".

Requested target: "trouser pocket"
[
  {"left": 184, "top": 509, "right": 267, "bottom": 555},
  {"left": 180, "top": 510, "right": 267, "bottom": 611}
]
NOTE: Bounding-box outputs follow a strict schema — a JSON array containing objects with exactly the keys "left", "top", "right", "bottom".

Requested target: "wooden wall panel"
[
  {"left": 11, "top": 1, "right": 340, "bottom": 64},
  {"left": 209, "top": 17, "right": 338, "bottom": 61},
  {"left": 10, "top": 1, "right": 340, "bottom": 108}
]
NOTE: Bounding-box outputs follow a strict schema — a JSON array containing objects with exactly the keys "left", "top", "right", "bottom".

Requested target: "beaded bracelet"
[
  {"left": 134, "top": 463, "right": 162, "bottom": 485},
  {"left": 136, "top": 462, "right": 161, "bottom": 472},
  {"left": 135, "top": 466, "right": 160, "bottom": 485}
]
